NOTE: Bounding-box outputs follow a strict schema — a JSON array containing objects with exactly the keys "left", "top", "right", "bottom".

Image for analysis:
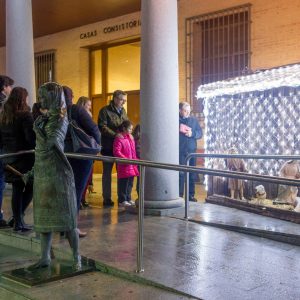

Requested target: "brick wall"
[{"left": 178, "top": 0, "right": 300, "bottom": 101}]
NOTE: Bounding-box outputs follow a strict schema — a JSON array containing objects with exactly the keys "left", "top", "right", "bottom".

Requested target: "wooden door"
[{"left": 126, "top": 91, "right": 140, "bottom": 126}]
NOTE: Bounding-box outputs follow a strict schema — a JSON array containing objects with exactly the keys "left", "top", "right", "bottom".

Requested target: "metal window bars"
[
  {"left": 34, "top": 50, "right": 56, "bottom": 88},
  {"left": 185, "top": 4, "right": 251, "bottom": 111}
]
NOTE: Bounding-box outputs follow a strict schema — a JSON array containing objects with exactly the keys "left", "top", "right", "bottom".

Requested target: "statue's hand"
[
  {"left": 22, "top": 174, "right": 29, "bottom": 185},
  {"left": 22, "top": 169, "right": 34, "bottom": 185}
]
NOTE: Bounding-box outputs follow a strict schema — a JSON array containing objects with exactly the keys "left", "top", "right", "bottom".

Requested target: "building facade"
[
  {"left": 0, "top": 1, "right": 299, "bottom": 101},
  {"left": 1, "top": 0, "right": 300, "bottom": 113},
  {"left": 0, "top": 0, "right": 300, "bottom": 175}
]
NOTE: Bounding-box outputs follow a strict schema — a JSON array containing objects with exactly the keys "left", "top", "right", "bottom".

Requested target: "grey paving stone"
[
  {"left": 1, "top": 190, "right": 300, "bottom": 299},
  {"left": 0, "top": 245, "right": 195, "bottom": 300}
]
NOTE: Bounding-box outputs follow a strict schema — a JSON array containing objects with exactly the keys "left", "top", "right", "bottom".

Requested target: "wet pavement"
[
  {"left": 69, "top": 211, "right": 300, "bottom": 300},
  {"left": 0, "top": 245, "right": 191, "bottom": 300},
  {"left": 1, "top": 177, "right": 300, "bottom": 299},
  {"left": 173, "top": 202, "right": 300, "bottom": 236}
]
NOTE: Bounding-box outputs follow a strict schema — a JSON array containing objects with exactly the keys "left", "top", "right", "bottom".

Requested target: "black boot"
[
  {"left": 13, "top": 219, "right": 32, "bottom": 232},
  {"left": 21, "top": 214, "right": 33, "bottom": 229},
  {"left": 13, "top": 222, "right": 22, "bottom": 232}
]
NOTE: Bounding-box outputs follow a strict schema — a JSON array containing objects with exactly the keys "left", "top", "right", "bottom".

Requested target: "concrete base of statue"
[{"left": 2, "top": 259, "right": 93, "bottom": 287}]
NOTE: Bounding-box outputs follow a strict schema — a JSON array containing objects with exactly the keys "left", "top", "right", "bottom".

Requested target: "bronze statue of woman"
[{"left": 25, "top": 82, "right": 81, "bottom": 270}]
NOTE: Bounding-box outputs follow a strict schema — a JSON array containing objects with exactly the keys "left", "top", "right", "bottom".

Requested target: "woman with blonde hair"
[{"left": 76, "top": 96, "right": 92, "bottom": 117}]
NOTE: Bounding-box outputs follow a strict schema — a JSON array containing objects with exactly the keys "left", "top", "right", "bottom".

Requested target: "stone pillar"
[
  {"left": 140, "top": 0, "right": 182, "bottom": 209},
  {"left": 6, "top": 0, "right": 36, "bottom": 106}
]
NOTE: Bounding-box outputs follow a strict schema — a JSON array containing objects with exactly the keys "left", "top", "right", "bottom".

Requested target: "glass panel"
[
  {"left": 107, "top": 42, "right": 140, "bottom": 93},
  {"left": 90, "top": 50, "right": 102, "bottom": 95}
]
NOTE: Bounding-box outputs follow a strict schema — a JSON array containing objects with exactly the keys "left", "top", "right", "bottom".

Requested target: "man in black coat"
[
  {"left": 179, "top": 102, "right": 202, "bottom": 202},
  {"left": 0, "top": 75, "right": 14, "bottom": 227},
  {"left": 98, "top": 90, "right": 128, "bottom": 207}
]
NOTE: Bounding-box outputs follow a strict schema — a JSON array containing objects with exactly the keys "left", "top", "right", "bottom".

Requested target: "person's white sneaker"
[
  {"left": 119, "top": 201, "right": 132, "bottom": 207},
  {"left": 129, "top": 200, "right": 135, "bottom": 206}
]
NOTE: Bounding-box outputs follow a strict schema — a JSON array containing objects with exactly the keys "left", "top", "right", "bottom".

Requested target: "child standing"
[{"left": 113, "top": 120, "right": 139, "bottom": 207}]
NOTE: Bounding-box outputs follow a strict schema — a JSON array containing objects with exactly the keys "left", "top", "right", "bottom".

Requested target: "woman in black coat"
[
  {"left": 0, "top": 87, "right": 35, "bottom": 231},
  {"left": 63, "top": 86, "right": 100, "bottom": 237}
]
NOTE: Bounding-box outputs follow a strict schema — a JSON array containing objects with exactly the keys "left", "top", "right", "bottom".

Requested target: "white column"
[
  {"left": 6, "top": 0, "right": 36, "bottom": 106},
  {"left": 140, "top": 0, "right": 182, "bottom": 209}
]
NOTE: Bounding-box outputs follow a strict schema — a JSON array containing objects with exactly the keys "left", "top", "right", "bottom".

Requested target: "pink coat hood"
[{"left": 113, "top": 133, "right": 139, "bottom": 178}]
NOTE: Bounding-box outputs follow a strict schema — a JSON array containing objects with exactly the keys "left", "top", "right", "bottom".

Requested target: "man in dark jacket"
[
  {"left": 0, "top": 75, "right": 14, "bottom": 227},
  {"left": 98, "top": 90, "right": 128, "bottom": 207},
  {"left": 179, "top": 102, "right": 202, "bottom": 202}
]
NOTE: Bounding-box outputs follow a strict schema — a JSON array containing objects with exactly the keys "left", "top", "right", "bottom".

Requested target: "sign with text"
[
  {"left": 79, "top": 19, "right": 141, "bottom": 39},
  {"left": 103, "top": 19, "right": 141, "bottom": 34}
]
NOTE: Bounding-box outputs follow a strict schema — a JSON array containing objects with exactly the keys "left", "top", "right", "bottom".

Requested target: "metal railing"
[{"left": 2, "top": 150, "right": 300, "bottom": 273}]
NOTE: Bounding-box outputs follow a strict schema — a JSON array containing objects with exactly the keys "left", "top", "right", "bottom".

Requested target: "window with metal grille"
[
  {"left": 34, "top": 50, "right": 56, "bottom": 89},
  {"left": 186, "top": 4, "right": 251, "bottom": 112}
]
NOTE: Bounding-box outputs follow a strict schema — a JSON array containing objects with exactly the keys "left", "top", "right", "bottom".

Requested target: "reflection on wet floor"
[
  {"left": 56, "top": 208, "right": 300, "bottom": 300},
  {"left": 0, "top": 245, "right": 189, "bottom": 300},
  {"left": 1, "top": 174, "right": 300, "bottom": 299},
  {"left": 2, "top": 173, "right": 299, "bottom": 235},
  {"left": 86, "top": 173, "right": 206, "bottom": 207}
]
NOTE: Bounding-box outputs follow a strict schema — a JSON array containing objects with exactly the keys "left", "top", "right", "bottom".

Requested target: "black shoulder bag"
[{"left": 67, "top": 107, "right": 101, "bottom": 155}]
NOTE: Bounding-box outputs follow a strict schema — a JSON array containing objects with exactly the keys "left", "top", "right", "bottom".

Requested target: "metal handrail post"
[
  {"left": 184, "top": 157, "right": 191, "bottom": 219},
  {"left": 136, "top": 165, "right": 145, "bottom": 273}
]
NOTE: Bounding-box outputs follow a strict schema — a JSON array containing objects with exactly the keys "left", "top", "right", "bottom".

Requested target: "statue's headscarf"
[{"left": 38, "top": 82, "right": 65, "bottom": 110}]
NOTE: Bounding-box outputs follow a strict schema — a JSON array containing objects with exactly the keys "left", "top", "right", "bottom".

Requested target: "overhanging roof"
[{"left": 0, "top": 0, "right": 141, "bottom": 47}]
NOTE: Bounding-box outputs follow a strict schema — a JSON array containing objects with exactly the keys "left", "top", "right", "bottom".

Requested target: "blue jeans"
[
  {"left": 0, "top": 161, "right": 5, "bottom": 220},
  {"left": 117, "top": 176, "right": 134, "bottom": 204},
  {"left": 68, "top": 158, "right": 93, "bottom": 212}
]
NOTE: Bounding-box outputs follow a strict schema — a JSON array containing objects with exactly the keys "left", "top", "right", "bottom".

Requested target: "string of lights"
[
  {"left": 197, "top": 63, "right": 300, "bottom": 99},
  {"left": 198, "top": 63, "right": 300, "bottom": 176}
]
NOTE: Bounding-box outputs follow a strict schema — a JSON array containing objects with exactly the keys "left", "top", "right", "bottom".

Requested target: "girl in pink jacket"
[{"left": 113, "top": 120, "right": 139, "bottom": 207}]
